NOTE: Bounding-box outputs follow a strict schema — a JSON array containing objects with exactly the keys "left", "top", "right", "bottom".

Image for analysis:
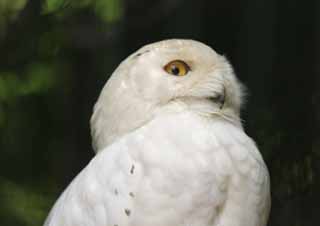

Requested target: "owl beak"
[{"left": 208, "top": 87, "right": 225, "bottom": 109}]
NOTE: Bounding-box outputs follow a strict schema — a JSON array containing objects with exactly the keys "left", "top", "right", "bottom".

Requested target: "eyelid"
[{"left": 170, "top": 60, "right": 191, "bottom": 70}]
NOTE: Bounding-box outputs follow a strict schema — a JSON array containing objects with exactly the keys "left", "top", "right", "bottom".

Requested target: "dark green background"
[{"left": 0, "top": 0, "right": 318, "bottom": 226}]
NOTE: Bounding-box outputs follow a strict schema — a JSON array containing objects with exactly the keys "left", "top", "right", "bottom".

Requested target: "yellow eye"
[{"left": 163, "top": 60, "right": 191, "bottom": 76}]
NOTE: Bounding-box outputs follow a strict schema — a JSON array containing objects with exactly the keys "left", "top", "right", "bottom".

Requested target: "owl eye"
[{"left": 163, "top": 60, "right": 191, "bottom": 76}]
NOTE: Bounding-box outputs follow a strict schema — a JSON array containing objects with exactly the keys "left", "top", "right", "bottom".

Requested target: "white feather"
[{"left": 45, "top": 39, "right": 270, "bottom": 226}]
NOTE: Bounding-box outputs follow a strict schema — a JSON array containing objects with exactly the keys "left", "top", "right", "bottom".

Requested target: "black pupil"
[{"left": 171, "top": 65, "right": 180, "bottom": 75}]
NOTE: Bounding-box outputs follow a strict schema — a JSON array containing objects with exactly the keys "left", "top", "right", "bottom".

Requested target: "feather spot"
[
  {"left": 124, "top": 208, "right": 131, "bottom": 216},
  {"left": 114, "top": 189, "right": 118, "bottom": 195},
  {"left": 134, "top": 50, "right": 150, "bottom": 58},
  {"left": 129, "top": 192, "right": 134, "bottom": 197},
  {"left": 130, "top": 165, "right": 135, "bottom": 174}
]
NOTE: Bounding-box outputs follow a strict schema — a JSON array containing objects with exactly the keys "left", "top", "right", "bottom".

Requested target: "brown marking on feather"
[
  {"left": 124, "top": 208, "right": 131, "bottom": 216},
  {"left": 130, "top": 165, "right": 135, "bottom": 174}
]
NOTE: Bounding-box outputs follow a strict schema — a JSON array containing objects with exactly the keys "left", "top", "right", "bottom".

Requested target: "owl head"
[{"left": 91, "top": 39, "right": 245, "bottom": 152}]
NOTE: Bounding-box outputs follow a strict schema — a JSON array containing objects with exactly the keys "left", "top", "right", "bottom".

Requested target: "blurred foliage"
[
  {"left": 0, "top": 0, "right": 27, "bottom": 18},
  {"left": 0, "top": 0, "right": 317, "bottom": 226},
  {"left": 0, "top": 178, "right": 54, "bottom": 226},
  {"left": 43, "top": 0, "right": 123, "bottom": 22},
  {"left": 0, "top": 63, "right": 57, "bottom": 102},
  {"left": 0, "top": 0, "right": 27, "bottom": 37},
  {"left": 0, "top": 0, "right": 125, "bottom": 224}
]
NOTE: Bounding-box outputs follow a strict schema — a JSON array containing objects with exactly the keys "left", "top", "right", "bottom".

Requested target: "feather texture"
[
  {"left": 45, "top": 39, "right": 270, "bottom": 226},
  {"left": 45, "top": 110, "right": 270, "bottom": 226}
]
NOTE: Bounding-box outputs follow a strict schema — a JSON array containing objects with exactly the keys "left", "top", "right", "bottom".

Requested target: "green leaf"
[
  {"left": 42, "top": 0, "right": 66, "bottom": 13},
  {"left": 0, "top": 63, "right": 57, "bottom": 102},
  {"left": 94, "top": 0, "right": 123, "bottom": 23},
  {"left": 42, "top": 0, "right": 93, "bottom": 14},
  {"left": 21, "top": 63, "right": 57, "bottom": 95}
]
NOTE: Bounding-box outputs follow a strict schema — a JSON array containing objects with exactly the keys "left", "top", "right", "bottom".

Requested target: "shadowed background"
[{"left": 0, "top": 0, "right": 318, "bottom": 226}]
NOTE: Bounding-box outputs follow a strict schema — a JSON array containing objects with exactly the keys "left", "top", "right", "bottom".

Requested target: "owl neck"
[
  {"left": 157, "top": 97, "right": 243, "bottom": 128},
  {"left": 91, "top": 95, "right": 241, "bottom": 153}
]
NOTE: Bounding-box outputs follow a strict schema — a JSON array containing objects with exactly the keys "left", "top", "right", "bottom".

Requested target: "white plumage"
[{"left": 44, "top": 39, "right": 270, "bottom": 226}]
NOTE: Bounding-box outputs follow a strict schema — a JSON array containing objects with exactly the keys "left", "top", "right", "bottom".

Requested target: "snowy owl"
[{"left": 44, "top": 39, "right": 271, "bottom": 226}]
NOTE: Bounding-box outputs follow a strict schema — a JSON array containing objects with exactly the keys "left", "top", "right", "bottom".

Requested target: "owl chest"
[{"left": 125, "top": 137, "right": 220, "bottom": 225}]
